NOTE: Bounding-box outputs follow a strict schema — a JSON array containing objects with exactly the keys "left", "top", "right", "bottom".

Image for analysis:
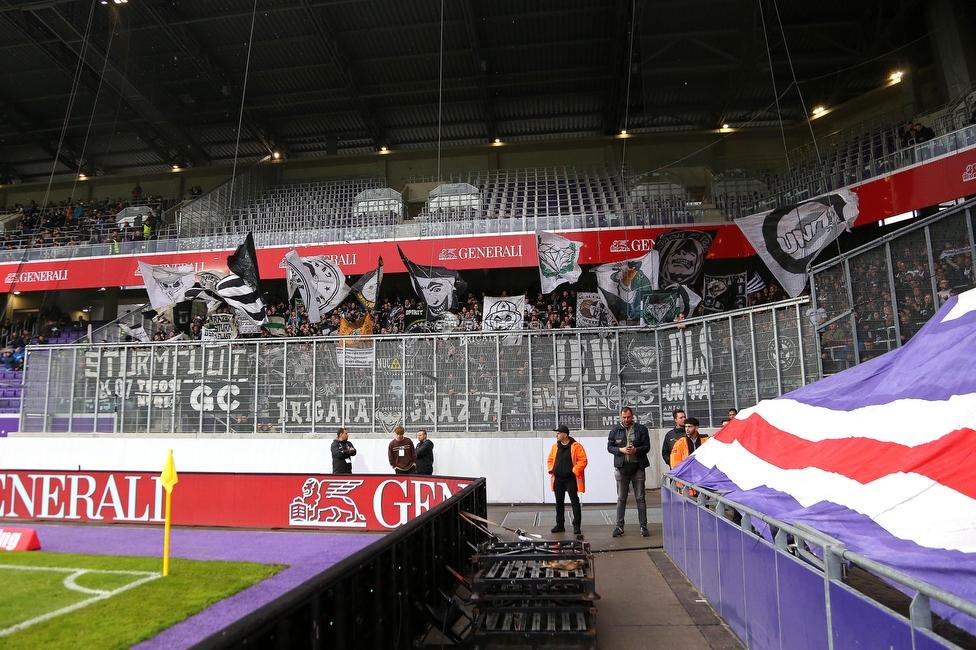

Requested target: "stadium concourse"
[{"left": 18, "top": 491, "right": 744, "bottom": 650}]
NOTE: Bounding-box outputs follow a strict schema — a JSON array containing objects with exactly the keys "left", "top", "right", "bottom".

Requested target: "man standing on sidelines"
[
  {"left": 416, "top": 429, "right": 434, "bottom": 475},
  {"left": 331, "top": 427, "right": 356, "bottom": 474},
  {"left": 388, "top": 425, "right": 417, "bottom": 474},
  {"left": 607, "top": 407, "right": 651, "bottom": 538},
  {"left": 661, "top": 409, "right": 687, "bottom": 465},
  {"left": 547, "top": 425, "right": 588, "bottom": 535}
]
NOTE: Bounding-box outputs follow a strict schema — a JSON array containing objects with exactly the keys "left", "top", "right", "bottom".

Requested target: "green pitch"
[{"left": 0, "top": 551, "right": 284, "bottom": 650}]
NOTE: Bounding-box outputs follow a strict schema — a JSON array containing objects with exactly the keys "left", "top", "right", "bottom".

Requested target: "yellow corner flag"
[{"left": 161, "top": 449, "right": 178, "bottom": 576}]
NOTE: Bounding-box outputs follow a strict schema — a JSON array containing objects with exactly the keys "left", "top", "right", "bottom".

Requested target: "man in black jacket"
[
  {"left": 331, "top": 427, "right": 357, "bottom": 474},
  {"left": 416, "top": 429, "right": 434, "bottom": 475},
  {"left": 661, "top": 409, "right": 687, "bottom": 465},
  {"left": 607, "top": 407, "right": 651, "bottom": 538}
]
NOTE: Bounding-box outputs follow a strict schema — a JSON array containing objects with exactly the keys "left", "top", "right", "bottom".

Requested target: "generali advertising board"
[{"left": 0, "top": 471, "right": 470, "bottom": 532}]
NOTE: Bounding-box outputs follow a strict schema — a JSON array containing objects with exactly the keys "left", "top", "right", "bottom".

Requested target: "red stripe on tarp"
[{"left": 712, "top": 415, "right": 976, "bottom": 501}]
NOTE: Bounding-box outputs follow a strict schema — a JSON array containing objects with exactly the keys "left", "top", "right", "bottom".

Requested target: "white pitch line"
[{"left": 0, "top": 564, "right": 162, "bottom": 638}]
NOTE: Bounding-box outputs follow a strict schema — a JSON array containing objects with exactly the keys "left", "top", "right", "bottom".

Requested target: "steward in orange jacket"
[
  {"left": 547, "top": 425, "right": 588, "bottom": 534},
  {"left": 670, "top": 417, "right": 708, "bottom": 497}
]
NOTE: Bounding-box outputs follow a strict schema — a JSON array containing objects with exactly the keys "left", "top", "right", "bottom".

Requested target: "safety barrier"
[
  {"left": 19, "top": 298, "right": 818, "bottom": 435},
  {"left": 193, "top": 477, "right": 488, "bottom": 649},
  {"left": 662, "top": 477, "right": 976, "bottom": 650}
]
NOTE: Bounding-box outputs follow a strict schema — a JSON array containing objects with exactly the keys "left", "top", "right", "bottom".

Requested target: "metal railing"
[
  {"left": 19, "top": 298, "right": 818, "bottom": 436},
  {"left": 663, "top": 476, "right": 976, "bottom": 649}
]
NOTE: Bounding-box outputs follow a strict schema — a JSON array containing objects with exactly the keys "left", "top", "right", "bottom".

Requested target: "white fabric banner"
[
  {"left": 735, "top": 189, "right": 859, "bottom": 297},
  {"left": 283, "top": 250, "right": 350, "bottom": 323},
  {"left": 537, "top": 231, "right": 582, "bottom": 294},
  {"left": 137, "top": 261, "right": 197, "bottom": 311}
]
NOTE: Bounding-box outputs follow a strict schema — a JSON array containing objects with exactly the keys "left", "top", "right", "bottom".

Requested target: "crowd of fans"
[
  {"left": 818, "top": 237, "right": 974, "bottom": 372},
  {"left": 0, "top": 196, "right": 167, "bottom": 252}
]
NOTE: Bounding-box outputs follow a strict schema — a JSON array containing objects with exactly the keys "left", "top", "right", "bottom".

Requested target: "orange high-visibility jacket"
[
  {"left": 547, "top": 440, "right": 588, "bottom": 493},
  {"left": 670, "top": 434, "right": 710, "bottom": 469}
]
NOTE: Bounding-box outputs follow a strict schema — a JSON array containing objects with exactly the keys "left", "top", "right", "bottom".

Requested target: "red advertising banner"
[
  {"left": 1, "top": 148, "right": 972, "bottom": 293},
  {"left": 0, "top": 471, "right": 472, "bottom": 532},
  {"left": 0, "top": 227, "right": 757, "bottom": 292}
]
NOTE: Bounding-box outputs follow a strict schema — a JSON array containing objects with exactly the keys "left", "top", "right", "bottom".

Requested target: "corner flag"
[{"left": 161, "top": 449, "right": 178, "bottom": 576}]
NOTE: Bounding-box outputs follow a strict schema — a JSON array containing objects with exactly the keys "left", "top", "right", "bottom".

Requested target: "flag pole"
[
  {"left": 163, "top": 487, "right": 173, "bottom": 576},
  {"left": 160, "top": 448, "right": 179, "bottom": 577}
]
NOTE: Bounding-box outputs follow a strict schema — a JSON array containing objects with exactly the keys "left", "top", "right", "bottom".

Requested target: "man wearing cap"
[
  {"left": 670, "top": 417, "right": 709, "bottom": 469},
  {"left": 607, "top": 406, "right": 651, "bottom": 538},
  {"left": 547, "top": 425, "right": 588, "bottom": 535}
]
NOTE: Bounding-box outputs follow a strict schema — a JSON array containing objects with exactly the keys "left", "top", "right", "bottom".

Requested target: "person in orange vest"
[
  {"left": 670, "top": 416, "right": 709, "bottom": 468},
  {"left": 547, "top": 424, "right": 588, "bottom": 535}
]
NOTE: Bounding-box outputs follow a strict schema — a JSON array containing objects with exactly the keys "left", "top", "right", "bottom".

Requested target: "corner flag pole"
[{"left": 160, "top": 448, "right": 179, "bottom": 576}]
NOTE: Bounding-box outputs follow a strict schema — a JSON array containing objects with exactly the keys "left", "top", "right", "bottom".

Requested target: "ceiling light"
[
  {"left": 172, "top": 164, "right": 180, "bottom": 171},
  {"left": 380, "top": 146, "right": 387, "bottom": 152},
  {"left": 722, "top": 124, "right": 730, "bottom": 129},
  {"left": 272, "top": 151, "right": 281, "bottom": 160},
  {"left": 812, "top": 106, "right": 826, "bottom": 116},
  {"left": 78, "top": 173, "right": 86, "bottom": 179},
  {"left": 890, "top": 70, "right": 904, "bottom": 83},
  {"left": 13, "top": 291, "right": 21, "bottom": 296},
  {"left": 620, "top": 130, "right": 627, "bottom": 135}
]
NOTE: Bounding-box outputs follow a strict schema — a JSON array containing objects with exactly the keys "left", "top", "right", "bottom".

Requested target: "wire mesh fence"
[
  {"left": 810, "top": 200, "right": 976, "bottom": 376},
  {"left": 21, "top": 298, "right": 818, "bottom": 436}
]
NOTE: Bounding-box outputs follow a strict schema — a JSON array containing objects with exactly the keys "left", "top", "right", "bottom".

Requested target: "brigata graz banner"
[{"left": 0, "top": 471, "right": 471, "bottom": 531}]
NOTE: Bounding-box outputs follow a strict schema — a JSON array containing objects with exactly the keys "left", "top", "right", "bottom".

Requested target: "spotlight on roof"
[
  {"left": 890, "top": 70, "right": 904, "bottom": 83},
  {"left": 812, "top": 106, "right": 826, "bottom": 116}
]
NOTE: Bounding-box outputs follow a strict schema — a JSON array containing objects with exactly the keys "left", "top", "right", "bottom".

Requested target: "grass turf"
[{"left": 0, "top": 551, "right": 284, "bottom": 650}]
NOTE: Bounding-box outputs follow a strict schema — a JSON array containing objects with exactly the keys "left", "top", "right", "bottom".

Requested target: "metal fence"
[
  {"left": 20, "top": 298, "right": 818, "bottom": 436},
  {"left": 195, "top": 478, "right": 488, "bottom": 649},
  {"left": 810, "top": 198, "right": 976, "bottom": 375},
  {"left": 663, "top": 476, "right": 976, "bottom": 650}
]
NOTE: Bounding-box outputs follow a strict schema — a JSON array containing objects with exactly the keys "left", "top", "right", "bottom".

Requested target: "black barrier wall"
[{"left": 191, "top": 477, "right": 487, "bottom": 650}]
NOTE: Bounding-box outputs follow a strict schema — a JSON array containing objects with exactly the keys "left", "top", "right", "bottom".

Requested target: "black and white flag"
[
  {"left": 284, "top": 250, "right": 350, "bottom": 323},
  {"left": 655, "top": 229, "right": 715, "bottom": 293},
  {"left": 351, "top": 257, "right": 384, "bottom": 310},
  {"left": 137, "top": 262, "right": 197, "bottom": 310},
  {"left": 399, "top": 247, "right": 467, "bottom": 322},
  {"left": 482, "top": 296, "right": 525, "bottom": 332},
  {"left": 223, "top": 233, "right": 266, "bottom": 324},
  {"left": 735, "top": 190, "right": 859, "bottom": 297},
  {"left": 702, "top": 272, "right": 748, "bottom": 314}
]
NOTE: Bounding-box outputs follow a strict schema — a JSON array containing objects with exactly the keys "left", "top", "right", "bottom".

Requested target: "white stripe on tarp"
[
  {"left": 737, "top": 393, "right": 976, "bottom": 447},
  {"left": 691, "top": 439, "right": 976, "bottom": 553}
]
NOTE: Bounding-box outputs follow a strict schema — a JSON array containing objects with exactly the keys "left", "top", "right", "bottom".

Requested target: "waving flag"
[
  {"left": 399, "top": 247, "right": 466, "bottom": 321},
  {"left": 735, "top": 190, "right": 859, "bottom": 298},
  {"left": 137, "top": 262, "right": 197, "bottom": 310},
  {"left": 592, "top": 250, "right": 659, "bottom": 321},
  {"left": 205, "top": 233, "right": 266, "bottom": 325},
  {"left": 537, "top": 231, "right": 582, "bottom": 293},
  {"left": 351, "top": 257, "right": 384, "bottom": 310},
  {"left": 284, "top": 250, "right": 350, "bottom": 323},
  {"left": 670, "top": 288, "right": 976, "bottom": 636}
]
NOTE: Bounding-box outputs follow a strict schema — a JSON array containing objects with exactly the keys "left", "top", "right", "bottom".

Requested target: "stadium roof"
[{"left": 0, "top": 0, "right": 932, "bottom": 182}]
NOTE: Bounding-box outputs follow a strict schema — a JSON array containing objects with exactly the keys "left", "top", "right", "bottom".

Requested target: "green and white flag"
[{"left": 537, "top": 231, "right": 582, "bottom": 294}]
